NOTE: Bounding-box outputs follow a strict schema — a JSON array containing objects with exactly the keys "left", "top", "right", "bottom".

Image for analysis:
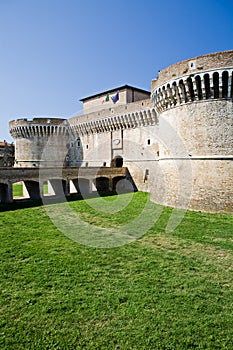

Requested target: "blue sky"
[{"left": 0, "top": 0, "right": 233, "bottom": 141}]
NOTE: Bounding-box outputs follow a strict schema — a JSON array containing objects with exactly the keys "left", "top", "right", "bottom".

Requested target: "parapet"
[
  {"left": 9, "top": 117, "right": 69, "bottom": 139},
  {"left": 152, "top": 50, "right": 233, "bottom": 88},
  {"left": 151, "top": 50, "right": 233, "bottom": 113}
]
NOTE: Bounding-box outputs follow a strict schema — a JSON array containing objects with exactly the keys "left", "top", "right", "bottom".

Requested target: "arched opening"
[
  {"left": 187, "top": 77, "right": 195, "bottom": 101},
  {"left": 112, "top": 176, "right": 135, "bottom": 193},
  {"left": 213, "top": 72, "right": 219, "bottom": 98},
  {"left": 112, "top": 176, "right": 126, "bottom": 192},
  {"left": 41, "top": 181, "right": 49, "bottom": 196},
  {"left": 178, "top": 80, "right": 187, "bottom": 102},
  {"left": 222, "top": 71, "right": 229, "bottom": 98},
  {"left": 204, "top": 74, "right": 211, "bottom": 99},
  {"left": 111, "top": 155, "right": 123, "bottom": 168},
  {"left": 195, "top": 75, "right": 203, "bottom": 100},
  {"left": 172, "top": 82, "right": 179, "bottom": 105},
  {"left": 24, "top": 180, "right": 41, "bottom": 200},
  {"left": 48, "top": 179, "right": 67, "bottom": 197},
  {"left": 167, "top": 84, "right": 173, "bottom": 105},
  {"left": 70, "top": 178, "right": 90, "bottom": 195},
  {"left": 158, "top": 88, "right": 161, "bottom": 102},
  {"left": 12, "top": 181, "right": 28, "bottom": 200},
  {"left": 94, "top": 177, "right": 110, "bottom": 193},
  {"left": 162, "top": 86, "right": 168, "bottom": 107},
  {"left": 0, "top": 183, "right": 9, "bottom": 203}
]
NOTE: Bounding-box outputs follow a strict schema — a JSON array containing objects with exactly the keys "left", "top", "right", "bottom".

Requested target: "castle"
[
  {"left": 0, "top": 141, "right": 14, "bottom": 167},
  {"left": 8, "top": 50, "right": 233, "bottom": 213}
]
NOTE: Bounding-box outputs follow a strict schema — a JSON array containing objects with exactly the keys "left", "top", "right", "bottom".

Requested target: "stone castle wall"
[
  {"left": 82, "top": 86, "right": 150, "bottom": 113},
  {"left": 158, "top": 100, "right": 233, "bottom": 157},
  {"left": 150, "top": 159, "right": 232, "bottom": 213},
  {"left": 9, "top": 118, "right": 70, "bottom": 167},
  {"left": 69, "top": 98, "right": 152, "bottom": 125},
  {"left": 8, "top": 50, "right": 233, "bottom": 213},
  {"left": 152, "top": 50, "right": 233, "bottom": 89},
  {"left": 150, "top": 50, "right": 233, "bottom": 213}
]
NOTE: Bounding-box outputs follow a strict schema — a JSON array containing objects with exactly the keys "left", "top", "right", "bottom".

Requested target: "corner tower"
[
  {"left": 9, "top": 117, "right": 70, "bottom": 167},
  {"left": 151, "top": 50, "right": 233, "bottom": 212}
]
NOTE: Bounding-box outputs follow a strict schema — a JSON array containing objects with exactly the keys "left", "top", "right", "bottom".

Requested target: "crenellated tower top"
[
  {"left": 151, "top": 50, "right": 233, "bottom": 113},
  {"left": 9, "top": 117, "right": 69, "bottom": 139}
]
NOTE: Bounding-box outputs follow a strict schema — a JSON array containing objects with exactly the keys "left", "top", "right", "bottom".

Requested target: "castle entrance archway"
[{"left": 111, "top": 156, "right": 123, "bottom": 168}]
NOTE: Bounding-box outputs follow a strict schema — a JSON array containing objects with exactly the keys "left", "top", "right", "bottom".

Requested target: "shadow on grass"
[{"left": 0, "top": 191, "right": 135, "bottom": 212}]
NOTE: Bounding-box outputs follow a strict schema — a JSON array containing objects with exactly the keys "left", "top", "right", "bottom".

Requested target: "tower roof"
[{"left": 79, "top": 84, "right": 150, "bottom": 102}]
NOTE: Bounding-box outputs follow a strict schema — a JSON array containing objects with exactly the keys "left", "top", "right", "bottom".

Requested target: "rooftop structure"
[{"left": 80, "top": 84, "right": 150, "bottom": 113}]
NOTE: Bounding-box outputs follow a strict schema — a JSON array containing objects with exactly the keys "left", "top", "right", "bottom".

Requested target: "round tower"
[
  {"left": 9, "top": 117, "right": 70, "bottom": 167},
  {"left": 151, "top": 50, "right": 233, "bottom": 213}
]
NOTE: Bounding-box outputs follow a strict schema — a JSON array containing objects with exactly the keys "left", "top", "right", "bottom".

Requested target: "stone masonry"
[{"left": 7, "top": 51, "right": 233, "bottom": 213}]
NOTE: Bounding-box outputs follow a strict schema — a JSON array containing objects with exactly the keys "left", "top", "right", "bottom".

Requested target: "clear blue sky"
[{"left": 0, "top": 0, "right": 232, "bottom": 141}]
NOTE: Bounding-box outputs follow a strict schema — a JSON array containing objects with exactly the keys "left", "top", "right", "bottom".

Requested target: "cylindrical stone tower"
[
  {"left": 9, "top": 117, "right": 70, "bottom": 167},
  {"left": 151, "top": 50, "right": 233, "bottom": 213}
]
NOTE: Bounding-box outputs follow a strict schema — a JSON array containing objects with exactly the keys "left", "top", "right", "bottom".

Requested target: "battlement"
[
  {"left": 6, "top": 50, "right": 233, "bottom": 212},
  {"left": 9, "top": 117, "right": 67, "bottom": 125},
  {"left": 69, "top": 99, "right": 156, "bottom": 135},
  {"left": 9, "top": 117, "right": 69, "bottom": 139},
  {"left": 152, "top": 50, "right": 233, "bottom": 89},
  {"left": 152, "top": 67, "right": 233, "bottom": 112}
]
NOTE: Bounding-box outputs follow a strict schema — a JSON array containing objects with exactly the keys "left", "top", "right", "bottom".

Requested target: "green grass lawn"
[
  {"left": 12, "top": 183, "right": 24, "bottom": 197},
  {"left": 0, "top": 192, "right": 232, "bottom": 349}
]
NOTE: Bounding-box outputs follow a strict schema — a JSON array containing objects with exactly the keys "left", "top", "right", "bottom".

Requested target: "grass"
[
  {"left": 0, "top": 192, "right": 232, "bottom": 349},
  {"left": 12, "top": 183, "right": 48, "bottom": 198},
  {"left": 12, "top": 183, "right": 23, "bottom": 197}
]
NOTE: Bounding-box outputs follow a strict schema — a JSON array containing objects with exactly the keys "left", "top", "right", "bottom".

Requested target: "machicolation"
[{"left": 1, "top": 50, "right": 232, "bottom": 213}]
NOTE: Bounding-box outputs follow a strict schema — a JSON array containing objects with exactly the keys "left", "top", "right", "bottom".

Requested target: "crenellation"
[
  {"left": 152, "top": 50, "right": 233, "bottom": 89},
  {"left": 4, "top": 51, "right": 233, "bottom": 212},
  {"left": 152, "top": 67, "right": 233, "bottom": 113}
]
